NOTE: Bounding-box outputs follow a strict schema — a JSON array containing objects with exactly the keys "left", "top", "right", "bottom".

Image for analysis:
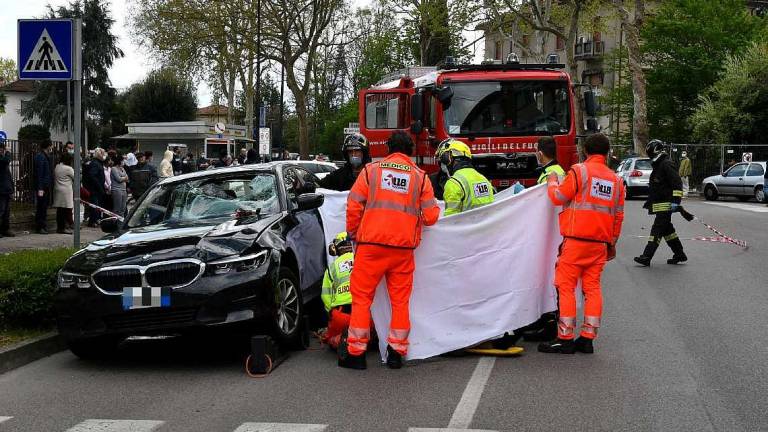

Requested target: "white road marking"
[
  {"left": 447, "top": 357, "right": 496, "bottom": 429},
  {"left": 704, "top": 201, "right": 768, "bottom": 213},
  {"left": 409, "top": 429, "right": 499, "bottom": 432},
  {"left": 64, "top": 419, "right": 164, "bottom": 432},
  {"left": 0, "top": 416, "right": 12, "bottom": 423},
  {"left": 233, "top": 424, "right": 328, "bottom": 432}
]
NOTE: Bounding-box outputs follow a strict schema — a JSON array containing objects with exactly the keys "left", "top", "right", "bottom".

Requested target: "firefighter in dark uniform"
[
  {"left": 634, "top": 139, "right": 688, "bottom": 266},
  {"left": 317, "top": 133, "right": 371, "bottom": 192},
  {"left": 429, "top": 139, "right": 452, "bottom": 200}
]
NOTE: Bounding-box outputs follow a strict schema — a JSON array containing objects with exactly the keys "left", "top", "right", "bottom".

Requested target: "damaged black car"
[{"left": 55, "top": 163, "right": 326, "bottom": 359}]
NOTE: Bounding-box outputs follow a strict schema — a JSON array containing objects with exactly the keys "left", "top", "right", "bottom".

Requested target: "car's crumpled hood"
[{"left": 64, "top": 214, "right": 282, "bottom": 273}]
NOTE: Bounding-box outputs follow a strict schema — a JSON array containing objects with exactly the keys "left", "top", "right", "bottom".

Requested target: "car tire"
[
  {"left": 67, "top": 335, "right": 123, "bottom": 360},
  {"left": 624, "top": 183, "right": 633, "bottom": 199},
  {"left": 272, "top": 267, "right": 306, "bottom": 350},
  {"left": 704, "top": 185, "right": 718, "bottom": 201},
  {"left": 755, "top": 185, "right": 764, "bottom": 203}
]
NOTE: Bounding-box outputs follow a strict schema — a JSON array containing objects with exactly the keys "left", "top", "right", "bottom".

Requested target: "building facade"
[{"left": 0, "top": 80, "right": 68, "bottom": 143}]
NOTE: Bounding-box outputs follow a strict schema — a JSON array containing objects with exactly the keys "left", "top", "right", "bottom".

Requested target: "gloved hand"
[
  {"left": 671, "top": 203, "right": 680, "bottom": 212},
  {"left": 680, "top": 207, "right": 695, "bottom": 221},
  {"left": 607, "top": 244, "right": 616, "bottom": 261}
]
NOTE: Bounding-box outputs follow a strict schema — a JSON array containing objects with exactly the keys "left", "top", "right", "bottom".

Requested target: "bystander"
[
  {"left": 53, "top": 152, "right": 75, "bottom": 234},
  {"left": 33, "top": 141, "right": 53, "bottom": 234},
  {"left": 0, "top": 140, "right": 14, "bottom": 237}
]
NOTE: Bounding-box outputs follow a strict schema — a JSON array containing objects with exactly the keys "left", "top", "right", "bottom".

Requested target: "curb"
[{"left": 0, "top": 332, "right": 67, "bottom": 375}]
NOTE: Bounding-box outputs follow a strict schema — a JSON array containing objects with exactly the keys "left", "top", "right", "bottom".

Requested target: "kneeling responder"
[
  {"left": 319, "top": 232, "right": 354, "bottom": 349},
  {"left": 518, "top": 136, "right": 568, "bottom": 342},
  {"left": 441, "top": 140, "right": 494, "bottom": 216},
  {"left": 540, "top": 133, "right": 625, "bottom": 354},
  {"left": 339, "top": 131, "right": 440, "bottom": 370},
  {"left": 634, "top": 139, "right": 688, "bottom": 266}
]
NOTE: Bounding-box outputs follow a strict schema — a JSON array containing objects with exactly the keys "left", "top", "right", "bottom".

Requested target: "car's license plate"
[{"left": 122, "top": 287, "right": 171, "bottom": 310}]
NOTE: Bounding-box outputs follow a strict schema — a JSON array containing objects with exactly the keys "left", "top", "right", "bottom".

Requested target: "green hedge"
[{"left": 0, "top": 248, "right": 75, "bottom": 327}]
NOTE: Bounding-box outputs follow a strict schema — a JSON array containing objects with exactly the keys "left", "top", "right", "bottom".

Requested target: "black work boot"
[
  {"left": 666, "top": 238, "right": 687, "bottom": 264},
  {"left": 538, "top": 338, "right": 575, "bottom": 354},
  {"left": 386, "top": 345, "right": 403, "bottom": 369},
  {"left": 338, "top": 330, "right": 366, "bottom": 370},
  {"left": 574, "top": 337, "right": 594, "bottom": 354},
  {"left": 522, "top": 312, "right": 558, "bottom": 342},
  {"left": 635, "top": 241, "right": 658, "bottom": 266},
  {"left": 491, "top": 332, "right": 522, "bottom": 349}
]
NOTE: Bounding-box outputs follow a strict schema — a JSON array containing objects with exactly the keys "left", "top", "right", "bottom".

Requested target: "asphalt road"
[{"left": 1, "top": 198, "right": 766, "bottom": 432}]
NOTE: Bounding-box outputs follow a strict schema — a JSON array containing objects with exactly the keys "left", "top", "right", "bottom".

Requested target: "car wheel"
[
  {"left": 67, "top": 335, "right": 123, "bottom": 360},
  {"left": 272, "top": 267, "right": 305, "bottom": 349},
  {"left": 704, "top": 185, "right": 718, "bottom": 201},
  {"left": 624, "top": 183, "right": 633, "bottom": 199},
  {"left": 755, "top": 185, "right": 764, "bottom": 203}
]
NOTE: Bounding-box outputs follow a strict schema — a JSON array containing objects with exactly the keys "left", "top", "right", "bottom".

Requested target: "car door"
[
  {"left": 719, "top": 163, "right": 747, "bottom": 195},
  {"left": 281, "top": 166, "right": 326, "bottom": 296},
  {"left": 744, "top": 163, "right": 765, "bottom": 196}
]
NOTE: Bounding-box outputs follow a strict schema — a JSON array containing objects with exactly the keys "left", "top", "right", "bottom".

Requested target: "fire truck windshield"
[{"left": 442, "top": 81, "right": 571, "bottom": 137}]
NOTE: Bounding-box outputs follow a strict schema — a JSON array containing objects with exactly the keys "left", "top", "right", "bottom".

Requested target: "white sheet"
[{"left": 317, "top": 184, "right": 561, "bottom": 360}]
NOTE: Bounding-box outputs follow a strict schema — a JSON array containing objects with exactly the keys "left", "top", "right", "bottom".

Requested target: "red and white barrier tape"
[
  {"left": 80, "top": 199, "right": 125, "bottom": 222},
  {"left": 630, "top": 218, "right": 748, "bottom": 249}
]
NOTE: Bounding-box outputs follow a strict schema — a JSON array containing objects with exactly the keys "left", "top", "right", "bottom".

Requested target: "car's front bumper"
[{"left": 55, "top": 260, "right": 279, "bottom": 341}]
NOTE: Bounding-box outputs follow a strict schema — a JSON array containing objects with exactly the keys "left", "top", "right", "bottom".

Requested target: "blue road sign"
[
  {"left": 0, "top": 131, "right": 7, "bottom": 142},
  {"left": 18, "top": 19, "right": 73, "bottom": 81}
]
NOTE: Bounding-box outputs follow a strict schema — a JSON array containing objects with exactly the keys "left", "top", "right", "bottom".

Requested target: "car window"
[
  {"left": 634, "top": 159, "right": 652, "bottom": 170},
  {"left": 616, "top": 161, "right": 626, "bottom": 172},
  {"left": 746, "top": 163, "right": 764, "bottom": 177},
  {"left": 323, "top": 164, "right": 338, "bottom": 173},
  {"left": 127, "top": 174, "right": 279, "bottom": 228},
  {"left": 726, "top": 164, "right": 747, "bottom": 177}
]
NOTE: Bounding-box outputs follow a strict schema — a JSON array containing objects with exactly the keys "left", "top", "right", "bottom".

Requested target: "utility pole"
[
  {"left": 255, "top": 0, "right": 262, "bottom": 154},
  {"left": 279, "top": 64, "right": 285, "bottom": 155},
  {"left": 73, "top": 19, "right": 82, "bottom": 248}
]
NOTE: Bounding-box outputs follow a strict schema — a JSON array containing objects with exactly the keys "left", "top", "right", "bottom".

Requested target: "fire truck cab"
[{"left": 359, "top": 60, "right": 596, "bottom": 188}]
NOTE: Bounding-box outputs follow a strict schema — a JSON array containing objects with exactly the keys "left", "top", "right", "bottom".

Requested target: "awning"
[{"left": 111, "top": 133, "right": 254, "bottom": 142}]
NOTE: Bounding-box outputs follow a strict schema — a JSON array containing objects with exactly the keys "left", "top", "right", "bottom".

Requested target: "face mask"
[
  {"left": 349, "top": 156, "right": 363, "bottom": 168},
  {"left": 68, "top": 149, "right": 75, "bottom": 155},
  {"left": 440, "top": 163, "right": 450, "bottom": 175}
]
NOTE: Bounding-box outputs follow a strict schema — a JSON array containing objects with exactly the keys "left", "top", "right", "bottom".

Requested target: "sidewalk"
[{"left": 0, "top": 226, "right": 104, "bottom": 253}]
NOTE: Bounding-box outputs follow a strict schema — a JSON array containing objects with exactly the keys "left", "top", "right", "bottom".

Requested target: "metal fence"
[
  {"left": 5, "top": 139, "right": 65, "bottom": 204},
  {"left": 611, "top": 143, "right": 768, "bottom": 193}
]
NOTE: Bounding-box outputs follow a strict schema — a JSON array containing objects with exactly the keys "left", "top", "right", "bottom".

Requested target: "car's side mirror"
[
  {"left": 296, "top": 193, "right": 324, "bottom": 212},
  {"left": 438, "top": 86, "right": 454, "bottom": 106},
  {"left": 100, "top": 217, "right": 120, "bottom": 234}
]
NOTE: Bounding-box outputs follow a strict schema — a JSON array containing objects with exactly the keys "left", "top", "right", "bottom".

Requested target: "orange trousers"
[
  {"left": 347, "top": 244, "right": 414, "bottom": 356},
  {"left": 322, "top": 307, "right": 351, "bottom": 349},
  {"left": 554, "top": 238, "right": 608, "bottom": 340}
]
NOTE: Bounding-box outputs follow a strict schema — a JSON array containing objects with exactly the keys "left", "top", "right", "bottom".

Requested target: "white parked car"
[
  {"left": 616, "top": 157, "right": 653, "bottom": 198},
  {"left": 289, "top": 160, "right": 339, "bottom": 180},
  {"left": 702, "top": 161, "right": 766, "bottom": 202}
]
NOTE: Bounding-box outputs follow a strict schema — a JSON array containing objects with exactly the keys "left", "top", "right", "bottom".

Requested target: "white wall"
[{"left": 0, "top": 91, "right": 68, "bottom": 143}]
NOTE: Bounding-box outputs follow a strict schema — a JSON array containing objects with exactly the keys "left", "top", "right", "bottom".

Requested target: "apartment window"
[
  {"left": 494, "top": 41, "right": 502, "bottom": 60},
  {"left": 593, "top": 31, "right": 602, "bottom": 42}
]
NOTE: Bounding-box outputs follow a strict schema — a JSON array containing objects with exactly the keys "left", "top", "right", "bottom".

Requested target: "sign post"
[
  {"left": 258, "top": 128, "right": 271, "bottom": 156},
  {"left": 18, "top": 18, "right": 80, "bottom": 247}
]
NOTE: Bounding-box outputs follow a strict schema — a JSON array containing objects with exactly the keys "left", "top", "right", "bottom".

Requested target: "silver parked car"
[
  {"left": 702, "top": 161, "right": 766, "bottom": 202},
  {"left": 616, "top": 157, "right": 653, "bottom": 198}
]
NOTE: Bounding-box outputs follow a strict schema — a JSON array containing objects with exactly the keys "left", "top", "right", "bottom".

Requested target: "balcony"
[{"left": 574, "top": 41, "right": 605, "bottom": 60}]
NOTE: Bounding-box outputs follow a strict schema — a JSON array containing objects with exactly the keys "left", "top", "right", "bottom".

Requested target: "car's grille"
[
  {"left": 93, "top": 268, "right": 142, "bottom": 293},
  {"left": 146, "top": 262, "right": 202, "bottom": 288},
  {"left": 104, "top": 308, "right": 198, "bottom": 331}
]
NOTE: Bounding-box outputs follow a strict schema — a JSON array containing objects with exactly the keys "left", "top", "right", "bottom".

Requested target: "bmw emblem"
[{"left": 142, "top": 254, "right": 152, "bottom": 261}]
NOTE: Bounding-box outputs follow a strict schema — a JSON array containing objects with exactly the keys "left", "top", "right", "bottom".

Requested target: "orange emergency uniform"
[
  {"left": 547, "top": 154, "right": 625, "bottom": 340},
  {"left": 346, "top": 153, "right": 440, "bottom": 356}
]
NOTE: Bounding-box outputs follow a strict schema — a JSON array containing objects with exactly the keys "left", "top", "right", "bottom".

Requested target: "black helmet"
[
  {"left": 342, "top": 133, "right": 370, "bottom": 163},
  {"left": 645, "top": 139, "right": 667, "bottom": 159}
]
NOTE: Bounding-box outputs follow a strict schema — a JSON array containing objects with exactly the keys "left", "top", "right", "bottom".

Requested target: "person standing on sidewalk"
[
  {"left": 53, "top": 152, "right": 75, "bottom": 234},
  {"left": 33, "top": 141, "right": 53, "bottom": 234},
  {"left": 339, "top": 131, "right": 440, "bottom": 370},
  {"left": 111, "top": 154, "right": 129, "bottom": 217},
  {"left": 679, "top": 151, "right": 692, "bottom": 198},
  {"left": 0, "top": 140, "right": 15, "bottom": 238},
  {"left": 84, "top": 148, "right": 107, "bottom": 227}
]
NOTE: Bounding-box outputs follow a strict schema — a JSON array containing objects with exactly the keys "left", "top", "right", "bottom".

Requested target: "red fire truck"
[{"left": 358, "top": 60, "right": 596, "bottom": 188}]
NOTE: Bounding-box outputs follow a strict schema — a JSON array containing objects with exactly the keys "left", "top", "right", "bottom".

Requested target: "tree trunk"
[
  {"left": 245, "top": 54, "right": 255, "bottom": 140},
  {"left": 227, "top": 67, "right": 236, "bottom": 125},
  {"left": 295, "top": 93, "right": 310, "bottom": 159},
  {"left": 613, "top": 0, "right": 648, "bottom": 155},
  {"left": 565, "top": 2, "right": 585, "bottom": 136}
]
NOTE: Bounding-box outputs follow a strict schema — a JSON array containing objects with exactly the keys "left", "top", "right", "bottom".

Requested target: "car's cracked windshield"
[
  {"left": 443, "top": 81, "right": 571, "bottom": 137},
  {"left": 127, "top": 174, "right": 279, "bottom": 228}
]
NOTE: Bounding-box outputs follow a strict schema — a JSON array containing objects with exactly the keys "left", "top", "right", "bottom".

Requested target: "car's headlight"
[
  {"left": 58, "top": 271, "right": 92, "bottom": 289},
  {"left": 207, "top": 250, "right": 269, "bottom": 275}
]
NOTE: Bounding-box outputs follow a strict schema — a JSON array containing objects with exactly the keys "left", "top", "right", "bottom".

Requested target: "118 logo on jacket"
[
  {"left": 590, "top": 178, "right": 614, "bottom": 200},
  {"left": 474, "top": 182, "right": 490, "bottom": 198},
  {"left": 381, "top": 170, "right": 410, "bottom": 194}
]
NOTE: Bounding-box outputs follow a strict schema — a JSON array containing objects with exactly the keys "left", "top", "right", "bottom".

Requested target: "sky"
[{"left": 1, "top": 0, "right": 485, "bottom": 108}]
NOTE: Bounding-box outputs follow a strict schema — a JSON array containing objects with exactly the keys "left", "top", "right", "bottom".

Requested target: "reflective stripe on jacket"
[
  {"left": 444, "top": 167, "right": 495, "bottom": 216},
  {"left": 547, "top": 154, "right": 625, "bottom": 244},
  {"left": 321, "top": 252, "right": 354, "bottom": 311},
  {"left": 537, "top": 162, "right": 566, "bottom": 184},
  {"left": 346, "top": 153, "right": 440, "bottom": 249}
]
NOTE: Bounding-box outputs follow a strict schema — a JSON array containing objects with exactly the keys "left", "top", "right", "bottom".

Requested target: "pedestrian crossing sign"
[{"left": 17, "top": 19, "right": 73, "bottom": 81}]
